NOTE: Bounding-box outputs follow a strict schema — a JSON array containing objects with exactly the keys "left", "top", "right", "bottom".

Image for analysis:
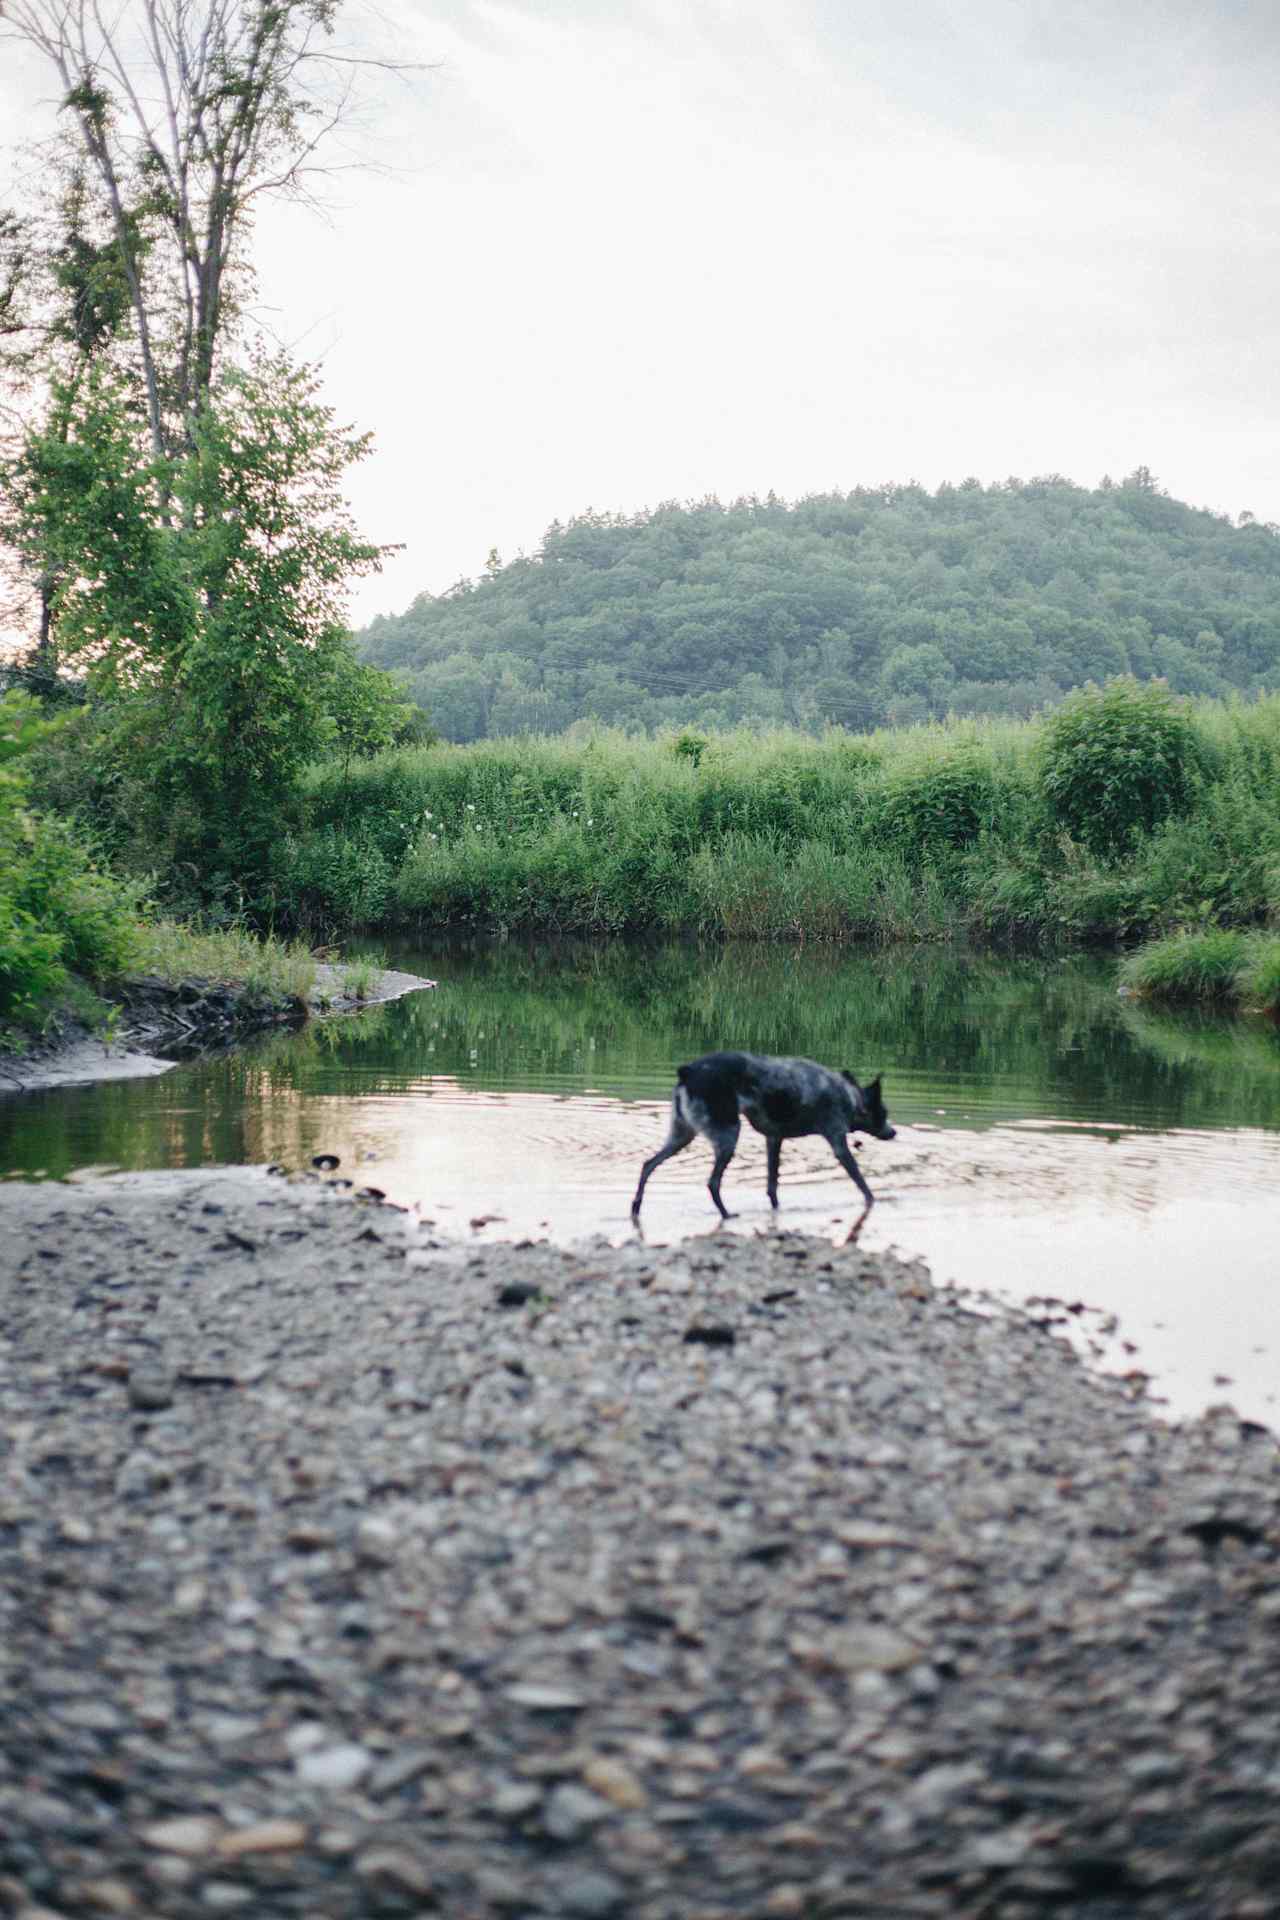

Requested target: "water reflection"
[{"left": 4, "top": 940, "right": 1280, "bottom": 1180}]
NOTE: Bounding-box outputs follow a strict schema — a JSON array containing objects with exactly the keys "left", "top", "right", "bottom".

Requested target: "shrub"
[
  {"left": 874, "top": 743, "right": 998, "bottom": 859},
  {"left": 273, "top": 827, "right": 393, "bottom": 937},
  {"left": 1233, "top": 937, "right": 1280, "bottom": 1017},
  {"left": 1037, "top": 677, "right": 1208, "bottom": 857},
  {"left": 0, "top": 690, "right": 143, "bottom": 1025},
  {"left": 1118, "top": 928, "right": 1252, "bottom": 1003}
]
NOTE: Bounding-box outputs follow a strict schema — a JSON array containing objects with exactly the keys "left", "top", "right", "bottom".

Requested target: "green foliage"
[
  {"left": 356, "top": 480, "right": 1280, "bottom": 741},
  {"left": 8, "top": 352, "right": 386, "bottom": 902},
  {"left": 1118, "top": 928, "right": 1252, "bottom": 1003},
  {"left": 672, "top": 728, "right": 710, "bottom": 766},
  {"left": 283, "top": 694, "right": 1280, "bottom": 948},
  {"left": 1037, "top": 678, "right": 1208, "bottom": 857},
  {"left": 325, "top": 649, "right": 427, "bottom": 770},
  {"left": 1234, "top": 940, "right": 1280, "bottom": 1018},
  {"left": 272, "top": 826, "right": 394, "bottom": 939},
  {"left": 1120, "top": 928, "right": 1280, "bottom": 1016},
  {"left": 874, "top": 739, "right": 1001, "bottom": 861},
  {"left": 126, "top": 923, "right": 317, "bottom": 1002},
  {"left": 0, "top": 691, "right": 142, "bottom": 1026}
]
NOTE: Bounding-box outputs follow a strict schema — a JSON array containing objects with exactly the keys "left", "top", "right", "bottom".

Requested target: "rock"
[
  {"left": 76, "top": 1880, "right": 137, "bottom": 1914},
  {"left": 682, "top": 1322, "right": 736, "bottom": 1347},
  {"left": 355, "top": 1514, "right": 399, "bottom": 1565},
  {"left": 295, "top": 1743, "right": 373, "bottom": 1790},
  {"left": 286, "top": 1522, "right": 336, "bottom": 1551},
  {"left": 496, "top": 1279, "right": 541, "bottom": 1307},
  {"left": 216, "top": 1820, "right": 308, "bottom": 1857},
  {"left": 7, "top": 1176, "right": 1280, "bottom": 1920},
  {"left": 139, "top": 1816, "right": 223, "bottom": 1855},
  {"left": 199, "top": 1884, "right": 252, "bottom": 1911},
  {"left": 581, "top": 1755, "right": 647, "bottom": 1809},
  {"left": 128, "top": 1369, "right": 176, "bottom": 1412},
  {"left": 353, "top": 1846, "right": 434, "bottom": 1898},
  {"left": 504, "top": 1683, "right": 586, "bottom": 1711},
  {"left": 491, "top": 1781, "right": 543, "bottom": 1822},
  {"left": 543, "top": 1783, "right": 611, "bottom": 1841},
  {"left": 367, "top": 1746, "right": 436, "bottom": 1796},
  {"left": 542, "top": 1864, "right": 628, "bottom": 1916}
]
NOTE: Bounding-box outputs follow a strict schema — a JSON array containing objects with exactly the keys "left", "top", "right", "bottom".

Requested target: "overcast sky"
[{"left": 3, "top": 0, "right": 1280, "bottom": 627}]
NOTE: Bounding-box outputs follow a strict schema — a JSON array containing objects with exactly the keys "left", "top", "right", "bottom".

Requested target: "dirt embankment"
[
  {"left": 0, "top": 966, "right": 433, "bottom": 1095},
  {"left": 1, "top": 1169, "right": 1278, "bottom": 1918}
]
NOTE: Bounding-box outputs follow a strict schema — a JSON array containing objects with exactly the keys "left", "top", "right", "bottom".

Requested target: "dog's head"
[{"left": 843, "top": 1071, "right": 896, "bottom": 1141}]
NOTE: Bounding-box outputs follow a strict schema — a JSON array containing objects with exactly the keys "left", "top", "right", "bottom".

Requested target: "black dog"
[{"left": 631, "top": 1051, "right": 896, "bottom": 1240}]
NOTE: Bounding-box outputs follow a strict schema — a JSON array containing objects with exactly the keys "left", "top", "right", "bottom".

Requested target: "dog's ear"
[
  {"left": 841, "top": 1069, "right": 862, "bottom": 1092},
  {"left": 867, "top": 1074, "right": 882, "bottom": 1095}
]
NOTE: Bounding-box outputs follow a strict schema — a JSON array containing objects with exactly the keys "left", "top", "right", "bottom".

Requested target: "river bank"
[
  {"left": 0, "top": 965, "right": 434, "bottom": 1096},
  {"left": 1, "top": 1169, "right": 1277, "bottom": 1918}
]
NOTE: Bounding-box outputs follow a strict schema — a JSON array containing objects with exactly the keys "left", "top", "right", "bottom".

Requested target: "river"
[{"left": 4, "top": 938, "right": 1279, "bottom": 1423}]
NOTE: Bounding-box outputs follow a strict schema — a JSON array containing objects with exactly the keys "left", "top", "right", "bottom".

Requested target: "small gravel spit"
[{"left": 2, "top": 1169, "right": 1279, "bottom": 1919}]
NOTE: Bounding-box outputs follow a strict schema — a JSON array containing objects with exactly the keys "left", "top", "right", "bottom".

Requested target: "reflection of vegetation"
[
  {"left": 4, "top": 943, "right": 1280, "bottom": 1182},
  {"left": 1119, "top": 999, "right": 1280, "bottom": 1083}
]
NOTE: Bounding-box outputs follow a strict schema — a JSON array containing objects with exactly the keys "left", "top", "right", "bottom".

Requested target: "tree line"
[{"left": 356, "top": 470, "right": 1280, "bottom": 740}]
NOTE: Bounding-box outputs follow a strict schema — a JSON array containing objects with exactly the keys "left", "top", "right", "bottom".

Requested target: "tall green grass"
[
  {"left": 277, "top": 689, "right": 1280, "bottom": 949},
  {"left": 1119, "top": 929, "right": 1280, "bottom": 1017}
]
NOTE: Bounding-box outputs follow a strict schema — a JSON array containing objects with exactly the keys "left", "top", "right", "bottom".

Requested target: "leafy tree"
[{"left": 9, "top": 351, "right": 386, "bottom": 895}]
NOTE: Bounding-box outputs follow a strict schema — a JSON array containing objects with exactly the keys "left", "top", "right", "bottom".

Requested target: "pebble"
[
  {"left": 582, "top": 1755, "right": 648, "bottom": 1809},
  {"left": 491, "top": 1781, "right": 543, "bottom": 1821},
  {"left": 353, "top": 1847, "right": 435, "bottom": 1897},
  {"left": 139, "top": 1817, "right": 223, "bottom": 1855},
  {"left": 542, "top": 1864, "right": 628, "bottom": 1916},
  {"left": 295, "top": 1743, "right": 373, "bottom": 1790},
  {"left": 216, "top": 1819, "right": 308, "bottom": 1857},
  {"left": 127, "top": 1369, "right": 175, "bottom": 1412},
  {"left": 355, "top": 1514, "right": 399, "bottom": 1565},
  {"left": 543, "top": 1783, "right": 611, "bottom": 1840}
]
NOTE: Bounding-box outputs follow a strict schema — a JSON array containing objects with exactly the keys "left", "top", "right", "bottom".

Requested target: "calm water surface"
[{"left": 4, "top": 940, "right": 1279, "bottom": 1422}]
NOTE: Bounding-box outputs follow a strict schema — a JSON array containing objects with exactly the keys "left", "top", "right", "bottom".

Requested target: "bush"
[
  {"left": 1118, "top": 928, "right": 1252, "bottom": 1003},
  {"left": 1037, "top": 677, "right": 1208, "bottom": 857},
  {"left": 0, "top": 690, "right": 143, "bottom": 1025},
  {"left": 1233, "top": 938, "right": 1280, "bottom": 1017},
  {"left": 273, "top": 826, "right": 394, "bottom": 938},
  {"left": 874, "top": 743, "right": 998, "bottom": 859}
]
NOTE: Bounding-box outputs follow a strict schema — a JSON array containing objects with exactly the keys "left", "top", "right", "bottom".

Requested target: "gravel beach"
[{"left": 2, "top": 1169, "right": 1279, "bottom": 1919}]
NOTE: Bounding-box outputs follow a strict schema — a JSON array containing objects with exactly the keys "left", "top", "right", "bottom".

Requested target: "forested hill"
[{"left": 355, "top": 473, "right": 1280, "bottom": 741}]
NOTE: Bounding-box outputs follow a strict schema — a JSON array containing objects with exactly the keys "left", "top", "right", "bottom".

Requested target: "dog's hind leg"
[
  {"left": 631, "top": 1111, "right": 696, "bottom": 1221},
  {"left": 830, "top": 1137, "right": 875, "bottom": 1243},
  {"left": 766, "top": 1136, "right": 782, "bottom": 1210},
  {"left": 706, "top": 1121, "right": 741, "bottom": 1220}
]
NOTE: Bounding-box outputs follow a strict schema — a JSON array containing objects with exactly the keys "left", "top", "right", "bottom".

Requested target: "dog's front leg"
[
  {"left": 831, "top": 1137, "right": 874, "bottom": 1243},
  {"left": 766, "top": 1136, "right": 782, "bottom": 1209}
]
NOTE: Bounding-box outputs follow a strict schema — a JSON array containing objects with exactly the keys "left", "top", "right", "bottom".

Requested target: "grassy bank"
[
  {"left": 278, "top": 682, "right": 1280, "bottom": 947},
  {"left": 1119, "top": 929, "right": 1280, "bottom": 1016}
]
